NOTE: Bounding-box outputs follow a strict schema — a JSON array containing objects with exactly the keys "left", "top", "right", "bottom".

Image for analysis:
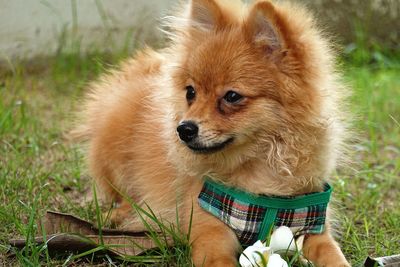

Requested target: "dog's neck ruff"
[{"left": 198, "top": 176, "right": 332, "bottom": 247}]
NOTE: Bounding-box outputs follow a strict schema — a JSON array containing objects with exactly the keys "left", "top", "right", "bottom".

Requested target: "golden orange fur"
[{"left": 74, "top": 0, "right": 350, "bottom": 266}]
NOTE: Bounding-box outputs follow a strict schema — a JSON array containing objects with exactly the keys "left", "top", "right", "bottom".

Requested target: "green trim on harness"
[{"left": 203, "top": 176, "right": 332, "bottom": 209}]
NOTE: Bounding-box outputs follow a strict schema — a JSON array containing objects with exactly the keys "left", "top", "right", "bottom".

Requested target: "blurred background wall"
[
  {"left": 309, "top": 0, "right": 399, "bottom": 51},
  {"left": 0, "top": 0, "right": 171, "bottom": 60},
  {"left": 0, "top": 0, "right": 398, "bottom": 61}
]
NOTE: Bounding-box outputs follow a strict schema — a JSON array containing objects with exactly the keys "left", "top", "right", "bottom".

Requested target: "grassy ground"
[{"left": 0, "top": 52, "right": 399, "bottom": 266}]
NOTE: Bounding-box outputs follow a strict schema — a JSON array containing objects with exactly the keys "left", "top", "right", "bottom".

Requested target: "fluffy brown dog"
[{"left": 75, "top": 0, "right": 350, "bottom": 266}]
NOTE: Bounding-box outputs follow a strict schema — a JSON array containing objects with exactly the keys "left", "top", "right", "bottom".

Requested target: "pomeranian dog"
[{"left": 74, "top": 0, "right": 350, "bottom": 266}]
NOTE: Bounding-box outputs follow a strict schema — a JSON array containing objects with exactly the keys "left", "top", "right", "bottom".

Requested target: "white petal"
[
  {"left": 295, "top": 234, "right": 305, "bottom": 251},
  {"left": 254, "top": 240, "right": 265, "bottom": 248},
  {"left": 239, "top": 255, "right": 254, "bottom": 267},
  {"left": 239, "top": 245, "right": 272, "bottom": 267},
  {"left": 239, "top": 246, "right": 259, "bottom": 267},
  {"left": 269, "top": 226, "right": 296, "bottom": 253},
  {"left": 267, "top": 254, "right": 289, "bottom": 267}
]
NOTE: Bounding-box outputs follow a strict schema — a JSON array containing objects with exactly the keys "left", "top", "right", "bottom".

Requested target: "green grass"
[
  {"left": 335, "top": 63, "right": 400, "bottom": 265},
  {"left": 0, "top": 52, "right": 399, "bottom": 266}
]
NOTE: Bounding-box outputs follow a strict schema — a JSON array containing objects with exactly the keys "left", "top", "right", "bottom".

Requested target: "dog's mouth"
[{"left": 187, "top": 137, "right": 234, "bottom": 154}]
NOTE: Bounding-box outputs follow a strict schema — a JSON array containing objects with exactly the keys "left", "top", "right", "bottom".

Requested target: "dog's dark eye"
[
  {"left": 186, "top": 85, "right": 196, "bottom": 102},
  {"left": 223, "top": 90, "right": 243, "bottom": 103}
]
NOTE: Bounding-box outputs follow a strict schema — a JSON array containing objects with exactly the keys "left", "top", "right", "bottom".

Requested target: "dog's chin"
[{"left": 186, "top": 138, "right": 234, "bottom": 154}]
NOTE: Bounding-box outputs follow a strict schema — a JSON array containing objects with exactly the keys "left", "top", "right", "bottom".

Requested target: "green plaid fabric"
[{"left": 198, "top": 177, "right": 332, "bottom": 247}]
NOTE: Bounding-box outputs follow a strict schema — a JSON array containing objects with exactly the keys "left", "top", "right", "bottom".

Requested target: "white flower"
[
  {"left": 239, "top": 241, "right": 271, "bottom": 267},
  {"left": 239, "top": 226, "right": 304, "bottom": 267},
  {"left": 267, "top": 254, "right": 289, "bottom": 267},
  {"left": 269, "top": 226, "right": 297, "bottom": 253}
]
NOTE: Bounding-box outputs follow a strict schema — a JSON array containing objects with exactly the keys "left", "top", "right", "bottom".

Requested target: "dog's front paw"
[
  {"left": 208, "top": 257, "right": 237, "bottom": 267},
  {"left": 319, "top": 261, "right": 351, "bottom": 267},
  {"left": 193, "top": 255, "right": 237, "bottom": 267},
  {"left": 303, "top": 232, "right": 351, "bottom": 267},
  {"left": 102, "top": 200, "right": 133, "bottom": 227}
]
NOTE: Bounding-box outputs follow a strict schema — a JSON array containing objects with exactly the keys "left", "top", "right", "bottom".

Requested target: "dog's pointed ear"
[
  {"left": 246, "top": 1, "right": 287, "bottom": 55},
  {"left": 189, "top": 0, "right": 226, "bottom": 32}
]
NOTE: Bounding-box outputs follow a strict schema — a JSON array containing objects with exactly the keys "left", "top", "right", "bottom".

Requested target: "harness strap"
[{"left": 200, "top": 176, "right": 332, "bottom": 243}]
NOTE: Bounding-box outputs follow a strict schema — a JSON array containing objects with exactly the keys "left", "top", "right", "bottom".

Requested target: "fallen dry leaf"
[{"left": 9, "top": 211, "right": 171, "bottom": 258}]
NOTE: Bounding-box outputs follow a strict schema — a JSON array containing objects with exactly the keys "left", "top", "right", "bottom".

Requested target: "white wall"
[{"left": 0, "top": 0, "right": 174, "bottom": 60}]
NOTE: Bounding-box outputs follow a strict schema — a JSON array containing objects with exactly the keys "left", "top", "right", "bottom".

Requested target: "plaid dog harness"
[{"left": 198, "top": 176, "right": 332, "bottom": 247}]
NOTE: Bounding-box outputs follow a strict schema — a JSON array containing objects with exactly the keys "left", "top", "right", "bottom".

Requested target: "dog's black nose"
[{"left": 177, "top": 121, "right": 198, "bottom": 143}]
